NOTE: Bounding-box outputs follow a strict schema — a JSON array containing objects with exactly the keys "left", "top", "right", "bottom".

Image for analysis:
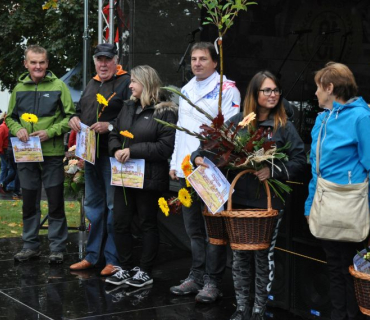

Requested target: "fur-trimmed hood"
[{"left": 153, "top": 101, "right": 178, "bottom": 117}]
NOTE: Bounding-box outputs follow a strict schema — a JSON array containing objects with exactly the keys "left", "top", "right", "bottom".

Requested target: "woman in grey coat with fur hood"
[{"left": 108, "top": 65, "right": 178, "bottom": 288}]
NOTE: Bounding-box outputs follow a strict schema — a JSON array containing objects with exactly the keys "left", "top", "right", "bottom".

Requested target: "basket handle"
[{"left": 227, "top": 169, "right": 272, "bottom": 211}]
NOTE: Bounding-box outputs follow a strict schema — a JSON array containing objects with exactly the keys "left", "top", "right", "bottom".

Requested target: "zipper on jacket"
[
  {"left": 33, "top": 85, "right": 38, "bottom": 115},
  {"left": 348, "top": 171, "right": 352, "bottom": 184},
  {"left": 320, "top": 112, "right": 330, "bottom": 159}
]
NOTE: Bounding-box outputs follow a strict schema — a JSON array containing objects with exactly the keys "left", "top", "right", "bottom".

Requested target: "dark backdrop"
[{"left": 130, "top": 0, "right": 370, "bottom": 103}]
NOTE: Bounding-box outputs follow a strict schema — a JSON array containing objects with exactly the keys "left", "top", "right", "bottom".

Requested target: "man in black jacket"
[{"left": 69, "top": 43, "right": 131, "bottom": 276}]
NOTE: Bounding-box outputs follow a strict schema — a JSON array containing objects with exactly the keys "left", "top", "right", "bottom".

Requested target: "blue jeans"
[
  {"left": 0, "top": 153, "right": 8, "bottom": 184},
  {"left": 84, "top": 156, "right": 119, "bottom": 266},
  {"left": 179, "top": 178, "right": 227, "bottom": 286}
]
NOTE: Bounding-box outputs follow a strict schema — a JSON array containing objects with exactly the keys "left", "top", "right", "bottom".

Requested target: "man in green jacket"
[{"left": 6, "top": 44, "right": 75, "bottom": 264}]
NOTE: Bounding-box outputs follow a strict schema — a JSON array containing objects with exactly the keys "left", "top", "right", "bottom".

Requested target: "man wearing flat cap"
[{"left": 69, "top": 43, "right": 131, "bottom": 276}]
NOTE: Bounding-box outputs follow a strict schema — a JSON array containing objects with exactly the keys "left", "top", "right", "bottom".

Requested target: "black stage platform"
[{"left": 0, "top": 230, "right": 310, "bottom": 320}]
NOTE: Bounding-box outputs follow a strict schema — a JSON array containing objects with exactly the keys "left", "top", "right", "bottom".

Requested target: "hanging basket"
[
  {"left": 203, "top": 209, "right": 228, "bottom": 245},
  {"left": 222, "top": 169, "right": 278, "bottom": 250},
  {"left": 349, "top": 265, "right": 370, "bottom": 316}
]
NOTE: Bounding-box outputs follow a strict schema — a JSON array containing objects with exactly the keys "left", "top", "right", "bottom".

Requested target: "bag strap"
[{"left": 315, "top": 119, "right": 326, "bottom": 177}]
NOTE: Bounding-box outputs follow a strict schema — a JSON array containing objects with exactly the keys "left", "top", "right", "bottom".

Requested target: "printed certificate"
[
  {"left": 76, "top": 122, "right": 96, "bottom": 164},
  {"left": 110, "top": 158, "right": 145, "bottom": 189},
  {"left": 187, "top": 157, "right": 232, "bottom": 214},
  {"left": 11, "top": 137, "right": 43, "bottom": 163}
]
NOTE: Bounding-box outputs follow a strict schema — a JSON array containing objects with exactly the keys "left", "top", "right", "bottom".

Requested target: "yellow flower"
[
  {"left": 96, "top": 93, "right": 108, "bottom": 106},
  {"left": 21, "top": 113, "right": 38, "bottom": 123},
  {"left": 178, "top": 188, "right": 192, "bottom": 208},
  {"left": 185, "top": 178, "right": 191, "bottom": 188},
  {"left": 120, "top": 130, "right": 134, "bottom": 139},
  {"left": 181, "top": 154, "right": 193, "bottom": 177},
  {"left": 158, "top": 197, "right": 170, "bottom": 217},
  {"left": 238, "top": 112, "right": 256, "bottom": 128}
]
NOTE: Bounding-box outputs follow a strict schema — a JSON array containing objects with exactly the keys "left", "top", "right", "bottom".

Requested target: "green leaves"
[{"left": 197, "top": 0, "right": 257, "bottom": 36}]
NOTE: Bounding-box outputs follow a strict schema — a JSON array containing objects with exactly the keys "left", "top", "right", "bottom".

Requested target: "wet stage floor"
[{"left": 0, "top": 231, "right": 312, "bottom": 320}]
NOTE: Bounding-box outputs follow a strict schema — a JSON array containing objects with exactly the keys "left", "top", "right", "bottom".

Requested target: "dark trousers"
[
  {"left": 179, "top": 178, "right": 227, "bottom": 286},
  {"left": 113, "top": 187, "right": 160, "bottom": 274},
  {"left": 17, "top": 157, "right": 67, "bottom": 252},
  {"left": 321, "top": 240, "right": 366, "bottom": 320}
]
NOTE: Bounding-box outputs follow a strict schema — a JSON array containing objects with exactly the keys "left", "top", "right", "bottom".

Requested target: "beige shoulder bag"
[{"left": 309, "top": 121, "right": 370, "bottom": 242}]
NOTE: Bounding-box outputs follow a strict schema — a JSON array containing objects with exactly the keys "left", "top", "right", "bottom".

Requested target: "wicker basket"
[
  {"left": 203, "top": 209, "right": 228, "bottom": 245},
  {"left": 222, "top": 169, "right": 278, "bottom": 250},
  {"left": 349, "top": 265, "right": 370, "bottom": 316}
]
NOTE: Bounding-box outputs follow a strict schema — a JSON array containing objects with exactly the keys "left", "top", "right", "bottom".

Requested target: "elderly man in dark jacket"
[{"left": 69, "top": 43, "right": 131, "bottom": 276}]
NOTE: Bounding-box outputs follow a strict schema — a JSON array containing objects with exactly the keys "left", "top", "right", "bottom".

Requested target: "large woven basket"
[
  {"left": 222, "top": 169, "right": 278, "bottom": 250},
  {"left": 203, "top": 209, "right": 228, "bottom": 245},
  {"left": 349, "top": 265, "right": 370, "bottom": 316}
]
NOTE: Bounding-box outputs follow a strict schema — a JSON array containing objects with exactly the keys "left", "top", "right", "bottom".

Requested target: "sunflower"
[
  {"left": 178, "top": 188, "right": 192, "bottom": 208},
  {"left": 158, "top": 197, "right": 170, "bottom": 217},
  {"left": 96, "top": 93, "right": 108, "bottom": 106},
  {"left": 181, "top": 154, "right": 192, "bottom": 177},
  {"left": 120, "top": 130, "right": 134, "bottom": 139},
  {"left": 21, "top": 113, "right": 38, "bottom": 123}
]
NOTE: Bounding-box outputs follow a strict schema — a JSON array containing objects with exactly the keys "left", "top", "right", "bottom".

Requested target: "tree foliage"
[{"left": 0, "top": 0, "right": 98, "bottom": 91}]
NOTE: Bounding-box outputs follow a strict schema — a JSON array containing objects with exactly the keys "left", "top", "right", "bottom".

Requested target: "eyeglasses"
[{"left": 259, "top": 88, "right": 282, "bottom": 96}]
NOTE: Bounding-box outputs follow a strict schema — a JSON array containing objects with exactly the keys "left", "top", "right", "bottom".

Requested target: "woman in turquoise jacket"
[{"left": 305, "top": 62, "right": 370, "bottom": 320}]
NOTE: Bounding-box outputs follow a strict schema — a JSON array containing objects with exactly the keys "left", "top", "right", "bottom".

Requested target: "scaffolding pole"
[{"left": 82, "top": 0, "right": 89, "bottom": 89}]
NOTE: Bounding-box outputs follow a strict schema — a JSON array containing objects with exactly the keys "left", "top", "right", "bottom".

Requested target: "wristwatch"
[{"left": 108, "top": 123, "right": 114, "bottom": 132}]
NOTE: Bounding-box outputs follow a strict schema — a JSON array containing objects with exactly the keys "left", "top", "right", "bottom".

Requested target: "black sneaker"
[
  {"left": 126, "top": 268, "right": 153, "bottom": 287},
  {"left": 48, "top": 252, "right": 64, "bottom": 264},
  {"left": 106, "top": 267, "right": 133, "bottom": 285},
  {"left": 14, "top": 249, "right": 41, "bottom": 262}
]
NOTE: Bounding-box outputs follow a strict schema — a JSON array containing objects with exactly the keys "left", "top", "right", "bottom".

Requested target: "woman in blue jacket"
[{"left": 305, "top": 62, "right": 370, "bottom": 320}]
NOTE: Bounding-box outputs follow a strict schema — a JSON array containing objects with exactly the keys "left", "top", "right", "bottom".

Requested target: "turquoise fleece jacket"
[{"left": 305, "top": 97, "right": 370, "bottom": 216}]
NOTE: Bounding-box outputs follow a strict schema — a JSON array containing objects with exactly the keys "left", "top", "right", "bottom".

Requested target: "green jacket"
[{"left": 6, "top": 71, "right": 75, "bottom": 156}]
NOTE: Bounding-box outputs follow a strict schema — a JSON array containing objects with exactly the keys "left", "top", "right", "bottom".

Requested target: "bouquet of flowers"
[
  {"left": 155, "top": 88, "right": 292, "bottom": 201},
  {"left": 64, "top": 145, "right": 85, "bottom": 201},
  {"left": 158, "top": 155, "right": 195, "bottom": 216}
]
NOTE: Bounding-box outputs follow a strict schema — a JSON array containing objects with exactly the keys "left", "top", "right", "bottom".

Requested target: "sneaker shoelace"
[
  {"left": 132, "top": 270, "right": 148, "bottom": 280},
  {"left": 113, "top": 267, "right": 129, "bottom": 279}
]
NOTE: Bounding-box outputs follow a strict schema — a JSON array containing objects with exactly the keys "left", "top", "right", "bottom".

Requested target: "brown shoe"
[
  {"left": 100, "top": 264, "right": 118, "bottom": 276},
  {"left": 70, "top": 259, "right": 93, "bottom": 270}
]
